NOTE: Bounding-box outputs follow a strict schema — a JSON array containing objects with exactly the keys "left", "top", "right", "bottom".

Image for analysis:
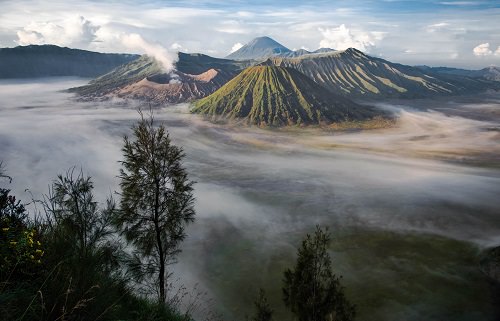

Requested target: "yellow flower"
[{"left": 2, "top": 227, "right": 8, "bottom": 232}]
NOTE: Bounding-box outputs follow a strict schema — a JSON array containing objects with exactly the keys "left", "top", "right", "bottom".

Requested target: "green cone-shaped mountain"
[{"left": 192, "top": 66, "right": 381, "bottom": 126}]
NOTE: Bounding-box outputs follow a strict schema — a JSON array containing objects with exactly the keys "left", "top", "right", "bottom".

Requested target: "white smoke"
[{"left": 121, "top": 33, "right": 178, "bottom": 72}]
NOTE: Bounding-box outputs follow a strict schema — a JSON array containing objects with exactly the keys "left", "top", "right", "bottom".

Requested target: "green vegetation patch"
[
  {"left": 195, "top": 225, "right": 497, "bottom": 321},
  {"left": 192, "top": 66, "right": 384, "bottom": 127}
]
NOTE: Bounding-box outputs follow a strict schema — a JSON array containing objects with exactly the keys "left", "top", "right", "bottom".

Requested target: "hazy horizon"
[{"left": 1, "top": 0, "right": 500, "bottom": 69}]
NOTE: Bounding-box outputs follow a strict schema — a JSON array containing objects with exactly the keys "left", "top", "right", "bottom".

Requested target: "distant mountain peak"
[
  {"left": 226, "top": 36, "right": 291, "bottom": 60},
  {"left": 246, "top": 36, "right": 287, "bottom": 47}
]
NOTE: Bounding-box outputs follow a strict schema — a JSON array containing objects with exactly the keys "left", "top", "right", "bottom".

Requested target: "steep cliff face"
[
  {"left": 0, "top": 45, "right": 138, "bottom": 78},
  {"left": 192, "top": 66, "right": 382, "bottom": 126}
]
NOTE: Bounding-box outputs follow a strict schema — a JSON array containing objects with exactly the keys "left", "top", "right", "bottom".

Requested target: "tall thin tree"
[
  {"left": 252, "top": 288, "right": 274, "bottom": 321},
  {"left": 283, "top": 226, "right": 356, "bottom": 321},
  {"left": 114, "top": 111, "right": 195, "bottom": 303}
]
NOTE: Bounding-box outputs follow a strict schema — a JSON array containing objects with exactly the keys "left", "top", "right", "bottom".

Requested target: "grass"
[
  {"left": 192, "top": 66, "right": 384, "bottom": 127},
  {"left": 192, "top": 225, "right": 498, "bottom": 321}
]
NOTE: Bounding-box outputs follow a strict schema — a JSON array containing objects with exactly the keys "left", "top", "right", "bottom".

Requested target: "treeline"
[
  {"left": 1, "top": 113, "right": 195, "bottom": 321},
  {"left": 1, "top": 113, "right": 355, "bottom": 321}
]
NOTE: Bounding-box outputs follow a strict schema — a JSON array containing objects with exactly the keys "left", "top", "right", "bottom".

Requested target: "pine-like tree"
[
  {"left": 283, "top": 226, "right": 355, "bottom": 321},
  {"left": 252, "top": 289, "right": 274, "bottom": 321},
  {"left": 114, "top": 111, "right": 195, "bottom": 303}
]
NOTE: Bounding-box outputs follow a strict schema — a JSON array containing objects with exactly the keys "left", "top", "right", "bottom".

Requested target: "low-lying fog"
[{"left": 1, "top": 78, "right": 499, "bottom": 321}]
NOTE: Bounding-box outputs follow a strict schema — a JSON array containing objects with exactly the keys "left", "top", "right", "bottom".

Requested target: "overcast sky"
[{"left": 1, "top": 0, "right": 499, "bottom": 68}]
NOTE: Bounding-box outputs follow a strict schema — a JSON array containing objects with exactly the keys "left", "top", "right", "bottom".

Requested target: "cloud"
[
  {"left": 215, "top": 20, "right": 251, "bottom": 34},
  {"left": 236, "top": 11, "right": 254, "bottom": 18},
  {"left": 16, "top": 15, "right": 99, "bottom": 47},
  {"left": 1, "top": 0, "right": 499, "bottom": 68},
  {"left": 495, "top": 46, "right": 500, "bottom": 56},
  {"left": 170, "top": 42, "right": 189, "bottom": 52},
  {"left": 429, "top": 22, "right": 449, "bottom": 28},
  {"left": 318, "top": 24, "right": 385, "bottom": 52},
  {"left": 440, "top": 1, "right": 480, "bottom": 5},
  {"left": 473, "top": 43, "right": 493, "bottom": 56},
  {"left": 229, "top": 42, "right": 243, "bottom": 53},
  {"left": 171, "top": 43, "right": 183, "bottom": 50},
  {"left": 2, "top": 78, "right": 500, "bottom": 249},
  {"left": 121, "top": 33, "right": 178, "bottom": 72},
  {"left": 426, "top": 22, "right": 450, "bottom": 33}
]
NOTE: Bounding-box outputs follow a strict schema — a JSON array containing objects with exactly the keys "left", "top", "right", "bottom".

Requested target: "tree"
[
  {"left": 252, "top": 289, "right": 274, "bottom": 321},
  {"left": 0, "top": 161, "right": 11, "bottom": 182},
  {"left": 0, "top": 161, "right": 43, "bottom": 280},
  {"left": 0, "top": 180, "right": 41, "bottom": 280},
  {"left": 283, "top": 226, "right": 356, "bottom": 321},
  {"left": 39, "top": 170, "right": 123, "bottom": 321},
  {"left": 114, "top": 111, "right": 195, "bottom": 304},
  {"left": 44, "top": 169, "right": 119, "bottom": 269}
]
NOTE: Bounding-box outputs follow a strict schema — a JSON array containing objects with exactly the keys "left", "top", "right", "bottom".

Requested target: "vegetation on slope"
[
  {"left": 0, "top": 116, "right": 198, "bottom": 321},
  {"left": 192, "top": 66, "right": 382, "bottom": 126},
  {"left": 480, "top": 246, "right": 500, "bottom": 283},
  {"left": 68, "top": 55, "right": 164, "bottom": 97},
  {"left": 265, "top": 48, "right": 500, "bottom": 98},
  {"left": 0, "top": 171, "right": 186, "bottom": 321}
]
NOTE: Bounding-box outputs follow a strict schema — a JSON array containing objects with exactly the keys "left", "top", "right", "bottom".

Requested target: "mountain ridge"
[
  {"left": 415, "top": 65, "right": 500, "bottom": 82},
  {"left": 0, "top": 45, "right": 139, "bottom": 78},
  {"left": 70, "top": 54, "right": 246, "bottom": 104},
  {"left": 69, "top": 36, "right": 500, "bottom": 104},
  {"left": 226, "top": 36, "right": 291, "bottom": 60},
  {"left": 262, "top": 48, "right": 499, "bottom": 98},
  {"left": 225, "top": 36, "right": 335, "bottom": 60}
]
